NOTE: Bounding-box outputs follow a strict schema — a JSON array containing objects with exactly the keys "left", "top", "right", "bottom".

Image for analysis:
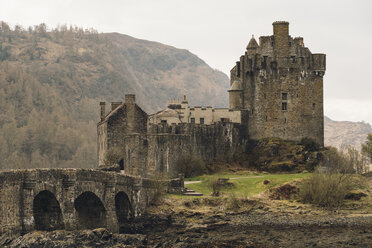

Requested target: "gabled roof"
[
  {"left": 150, "top": 108, "right": 179, "bottom": 118},
  {"left": 98, "top": 103, "right": 125, "bottom": 124}
]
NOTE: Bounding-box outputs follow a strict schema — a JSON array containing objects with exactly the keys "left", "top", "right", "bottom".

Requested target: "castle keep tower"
[{"left": 230, "top": 21, "right": 325, "bottom": 145}]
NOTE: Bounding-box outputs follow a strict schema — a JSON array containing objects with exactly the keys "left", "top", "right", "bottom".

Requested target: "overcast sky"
[{"left": 1, "top": 0, "right": 371, "bottom": 124}]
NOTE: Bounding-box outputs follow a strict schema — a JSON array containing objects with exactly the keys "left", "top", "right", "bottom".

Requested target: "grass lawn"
[{"left": 184, "top": 171, "right": 311, "bottom": 197}]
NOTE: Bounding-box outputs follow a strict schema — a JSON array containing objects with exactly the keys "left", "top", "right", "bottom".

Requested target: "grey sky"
[{"left": 1, "top": 0, "right": 371, "bottom": 124}]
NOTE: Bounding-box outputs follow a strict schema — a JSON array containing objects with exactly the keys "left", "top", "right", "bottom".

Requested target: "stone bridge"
[{"left": 0, "top": 169, "right": 160, "bottom": 235}]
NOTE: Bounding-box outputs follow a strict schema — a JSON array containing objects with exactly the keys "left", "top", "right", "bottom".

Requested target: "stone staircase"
[{"left": 183, "top": 188, "right": 203, "bottom": 196}]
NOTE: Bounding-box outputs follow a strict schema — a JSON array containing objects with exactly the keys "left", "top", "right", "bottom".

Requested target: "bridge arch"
[
  {"left": 115, "top": 191, "right": 133, "bottom": 232},
  {"left": 74, "top": 191, "right": 106, "bottom": 229},
  {"left": 33, "top": 190, "right": 64, "bottom": 231}
]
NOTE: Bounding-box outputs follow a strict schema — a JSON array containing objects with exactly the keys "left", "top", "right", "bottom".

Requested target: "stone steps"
[{"left": 183, "top": 188, "right": 203, "bottom": 196}]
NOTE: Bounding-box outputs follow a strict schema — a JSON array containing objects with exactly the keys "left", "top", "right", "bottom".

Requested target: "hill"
[
  {"left": 324, "top": 116, "right": 372, "bottom": 150},
  {"left": 0, "top": 22, "right": 229, "bottom": 169}
]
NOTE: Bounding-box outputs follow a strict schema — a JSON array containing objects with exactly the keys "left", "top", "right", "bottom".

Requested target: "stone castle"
[
  {"left": 97, "top": 21, "right": 326, "bottom": 177},
  {"left": 0, "top": 21, "right": 326, "bottom": 236}
]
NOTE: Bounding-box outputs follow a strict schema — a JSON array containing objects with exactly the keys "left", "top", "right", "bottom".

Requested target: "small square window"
[
  {"left": 200, "top": 118, "right": 204, "bottom": 124},
  {"left": 190, "top": 118, "right": 195, "bottom": 123},
  {"left": 282, "top": 93, "right": 288, "bottom": 100},
  {"left": 282, "top": 102, "right": 287, "bottom": 111}
]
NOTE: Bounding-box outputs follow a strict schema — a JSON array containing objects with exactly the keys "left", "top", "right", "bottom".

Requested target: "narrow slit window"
[
  {"left": 119, "top": 159, "right": 124, "bottom": 170},
  {"left": 282, "top": 93, "right": 288, "bottom": 100},
  {"left": 282, "top": 102, "right": 287, "bottom": 111},
  {"left": 312, "top": 103, "right": 316, "bottom": 110}
]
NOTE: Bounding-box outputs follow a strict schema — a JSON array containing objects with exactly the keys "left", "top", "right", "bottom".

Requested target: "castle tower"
[
  {"left": 229, "top": 21, "right": 325, "bottom": 146},
  {"left": 228, "top": 80, "right": 243, "bottom": 109}
]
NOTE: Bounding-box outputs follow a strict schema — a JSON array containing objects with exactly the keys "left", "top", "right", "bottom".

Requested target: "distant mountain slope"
[
  {"left": 0, "top": 22, "right": 229, "bottom": 169},
  {"left": 324, "top": 116, "right": 372, "bottom": 150}
]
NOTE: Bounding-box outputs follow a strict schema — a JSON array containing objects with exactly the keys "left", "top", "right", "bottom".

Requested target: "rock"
[
  {"left": 269, "top": 184, "right": 299, "bottom": 200},
  {"left": 345, "top": 192, "right": 367, "bottom": 200}
]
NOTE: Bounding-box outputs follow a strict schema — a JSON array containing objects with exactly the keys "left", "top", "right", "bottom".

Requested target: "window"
[
  {"left": 119, "top": 159, "right": 124, "bottom": 171},
  {"left": 190, "top": 118, "right": 195, "bottom": 123},
  {"left": 282, "top": 102, "right": 287, "bottom": 111},
  {"left": 282, "top": 93, "right": 288, "bottom": 100},
  {"left": 264, "top": 93, "right": 266, "bottom": 99},
  {"left": 161, "top": 120, "right": 167, "bottom": 124},
  {"left": 312, "top": 103, "right": 316, "bottom": 110},
  {"left": 200, "top": 118, "right": 204, "bottom": 124},
  {"left": 284, "top": 118, "right": 287, "bottom": 123},
  {"left": 265, "top": 115, "right": 268, "bottom": 121}
]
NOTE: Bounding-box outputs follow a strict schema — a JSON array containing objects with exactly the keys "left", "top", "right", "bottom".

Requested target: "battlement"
[{"left": 229, "top": 21, "right": 325, "bottom": 146}]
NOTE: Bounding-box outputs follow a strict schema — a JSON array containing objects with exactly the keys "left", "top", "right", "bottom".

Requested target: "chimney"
[
  {"left": 272, "top": 21, "right": 290, "bottom": 58},
  {"left": 100, "top": 102, "right": 105, "bottom": 121},
  {"left": 125, "top": 94, "right": 135, "bottom": 104},
  {"left": 111, "top": 102, "right": 122, "bottom": 111}
]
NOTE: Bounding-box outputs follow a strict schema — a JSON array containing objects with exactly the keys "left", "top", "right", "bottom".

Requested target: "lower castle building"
[{"left": 97, "top": 21, "right": 325, "bottom": 177}]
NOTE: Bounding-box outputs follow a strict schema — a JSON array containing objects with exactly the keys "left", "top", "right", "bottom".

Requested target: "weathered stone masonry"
[
  {"left": 98, "top": 22, "right": 325, "bottom": 177},
  {"left": 98, "top": 95, "right": 245, "bottom": 178},
  {"left": 0, "top": 169, "right": 157, "bottom": 235},
  {"left": 229, "top": 21, "right": 325, "bottom": 145}
]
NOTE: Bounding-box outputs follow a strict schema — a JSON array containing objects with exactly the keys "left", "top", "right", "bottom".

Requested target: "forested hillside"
[{"left": 0, "top": 22, "right": 229, "bottom": 169}]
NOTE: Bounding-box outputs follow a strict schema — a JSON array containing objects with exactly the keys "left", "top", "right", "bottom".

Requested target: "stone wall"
[
  {"left": 0, "top": 169, "right": 157, "bottom": 235},
  {"left": 230, "top": 21, "right": 325, "bottom": 145},
  {"left": 118, "top": 123, "right": 245, "bottom": 178}
]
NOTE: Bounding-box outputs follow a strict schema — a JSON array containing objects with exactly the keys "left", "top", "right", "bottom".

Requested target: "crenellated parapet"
[{"left": 229, "top": 21, "right": 325, "bottom": 146}]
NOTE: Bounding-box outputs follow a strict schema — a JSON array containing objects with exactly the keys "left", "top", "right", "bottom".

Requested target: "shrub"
[
  {"left": 175, "top": 154, "right": 206, "bottom": 178},
  {"left": 300, "top": 138, "right": 320, "bottom": 152},
  {"left": 209, "top": 177, "right": 222, "bottom": 196},
  {"left": 321, "top": 147, "right": 354, "bottom": 174},
  {"left": 298, "top": 172, "right": 354, "bottom": 208}
]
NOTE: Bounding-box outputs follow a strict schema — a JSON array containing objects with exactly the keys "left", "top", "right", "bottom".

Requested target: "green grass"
[{"left": 184, "top": 172, "right": 311, "bottom": 197}]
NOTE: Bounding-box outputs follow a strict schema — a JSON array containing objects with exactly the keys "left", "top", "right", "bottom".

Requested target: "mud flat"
[{"left": 1, "top": 211, "right": 371, "bottom": 248}]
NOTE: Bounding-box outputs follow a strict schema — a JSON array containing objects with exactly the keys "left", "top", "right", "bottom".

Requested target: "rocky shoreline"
[{"left": 2, "top": 211, "right": 371, "bottom": 248}]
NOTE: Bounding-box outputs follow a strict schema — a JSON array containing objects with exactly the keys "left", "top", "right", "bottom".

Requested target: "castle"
[{"left": 97, "top": 21, "right": 325, "bottom": 177}]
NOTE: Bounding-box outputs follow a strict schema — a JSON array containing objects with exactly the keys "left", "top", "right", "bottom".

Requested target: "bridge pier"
[
  {"left": 61, "top": 178, "right": 77, "bottom": 230},
  {"left": 103, "top": 182, "right": 119, "bottom": 233},
  {"left": 21, "top": 179, "right": 37, "bottom": 234}
]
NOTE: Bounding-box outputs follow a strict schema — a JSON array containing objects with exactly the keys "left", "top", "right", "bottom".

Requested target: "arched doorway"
[
  {"left": 115, "top": 191, "right": 133, "bottom": 233},
  {"left": 33, "top": 190, "right": 64, "bottom": 231},
  {"left": 74, "top": 191, "right": 106, "bottom": 229}
]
